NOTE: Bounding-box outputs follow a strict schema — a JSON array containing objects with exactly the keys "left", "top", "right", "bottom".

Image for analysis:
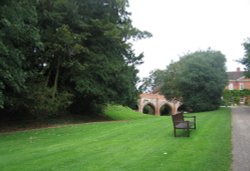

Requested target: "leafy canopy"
[
  {"left": 161, "top": 50, "right": 228, "bottom": 112},
  {"left": 239, "top": 38, "right": 250, "bottom": 77},
  {"left": 139, "top": 69, "right": 165, "bottom": 93},
  {"left": 0, "top": 0, "right": 151, "bottom": 118},
  {"left": 0, "top": 0, "right": 41, "bottom": 109}
]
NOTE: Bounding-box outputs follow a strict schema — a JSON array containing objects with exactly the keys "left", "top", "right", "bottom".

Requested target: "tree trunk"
[
  {"left": 51, "top": 57, "right": 60, "bottom": 100},
  {"left": 46, "top": 66, "right": 53, "bottom": 87}
]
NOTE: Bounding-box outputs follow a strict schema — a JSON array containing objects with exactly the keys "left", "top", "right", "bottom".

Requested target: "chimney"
[{"left": 237, "top": 67, "right": 240, "bottom": 72}]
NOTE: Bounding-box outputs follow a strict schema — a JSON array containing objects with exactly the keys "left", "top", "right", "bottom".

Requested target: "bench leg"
[{"left": 187, "top": 128, "right": 190, "bottom": 137}]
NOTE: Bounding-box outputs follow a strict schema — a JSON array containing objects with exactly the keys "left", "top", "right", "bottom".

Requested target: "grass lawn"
[{"left": 0, "top": 106, "right": 231, "bottom": 171}]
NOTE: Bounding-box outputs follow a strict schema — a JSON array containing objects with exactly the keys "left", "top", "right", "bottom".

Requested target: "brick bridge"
[{"left": 138, "top": 93, "right": 182, "bottom": 116}]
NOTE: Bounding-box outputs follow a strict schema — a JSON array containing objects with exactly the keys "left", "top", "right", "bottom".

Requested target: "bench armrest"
[
  {"left": 184, "top": 116, "right": 196, "bottom": 121},
  {"left": 184, "top": 115, "right": 196, "bottom": 118}
]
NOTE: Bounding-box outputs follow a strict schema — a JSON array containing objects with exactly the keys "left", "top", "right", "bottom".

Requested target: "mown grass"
[{"left": 0, "top": 106, "right": 231, "bottom": 171}]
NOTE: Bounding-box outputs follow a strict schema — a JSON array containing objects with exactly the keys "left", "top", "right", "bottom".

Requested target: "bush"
[
  {"left": 22, "top": 85, "right": 73, "bottom": 118},
  {"left": 223, "top": 89, "right": 250, "bottom": 106}
]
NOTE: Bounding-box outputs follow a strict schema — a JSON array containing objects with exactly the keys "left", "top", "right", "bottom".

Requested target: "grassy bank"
[
  {"left": 104, "top": 104, "right": 153, "bottom": 120},
  {"left": 0, "top": 106, "right": 231, "bottom": 171}
]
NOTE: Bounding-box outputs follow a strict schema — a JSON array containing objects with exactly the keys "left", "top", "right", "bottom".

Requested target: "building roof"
[{"left": 227, "top": 71, "right": 245, "bottom": 80}]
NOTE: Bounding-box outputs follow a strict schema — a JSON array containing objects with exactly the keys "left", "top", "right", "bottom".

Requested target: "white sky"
[{"left": 129, "top": 0, "right": 250, "bottom": 78}]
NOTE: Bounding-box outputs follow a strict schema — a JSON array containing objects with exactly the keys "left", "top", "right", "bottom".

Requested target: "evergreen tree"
[
  {"left": 0, "top": 0, "right": 151, "bottom": 117},
  {"left": 239, "top": 38, "right": 250, "bottom": 77},
  {"left": 0, "top": 0, "right": 41, "bottom": 109}
]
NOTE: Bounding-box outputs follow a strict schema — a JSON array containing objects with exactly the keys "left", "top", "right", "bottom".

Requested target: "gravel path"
[{"left": 232, "top": 106, "right": 250, "bottom": 171}]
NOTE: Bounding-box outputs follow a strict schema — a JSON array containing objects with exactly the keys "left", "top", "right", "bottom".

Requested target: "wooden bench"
[{"left": 171, "top": 112, "right": 196, "bottom": 137}]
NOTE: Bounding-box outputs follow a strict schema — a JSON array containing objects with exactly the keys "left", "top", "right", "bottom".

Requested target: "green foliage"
[
  {"left": 0, "top": 82, "right": 4, "bottom": 108},
  {"left": 0, "top": 108, "right": 231, "bottom": 171},
  {"left": 0, "top": 0, "right": 41, "bottom": 108},
  {"left": 161, "top": 49, "right": 228, "bottom": 112},
  {"left": 239, "top": 38, "right": 250, "bottom": 77},
  {"left": 35, "top": 0, "right": 150, "bottom": 115},
  {"left": 0, "top": 0, "right": 151, "bottom": 118},
  {"left": 223, "top": 89, "right": 250, "bottom": 105},
  {"left": 25, "top": 86, "right": 73, "bottom": 117},
  {"left": 139, "top": 69, "right": 165, "bottom": 93}
]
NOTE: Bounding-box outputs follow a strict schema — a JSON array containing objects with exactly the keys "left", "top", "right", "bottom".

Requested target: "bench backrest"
[{"left": 171, "top": 112, "right": 184, "bottom": 126}]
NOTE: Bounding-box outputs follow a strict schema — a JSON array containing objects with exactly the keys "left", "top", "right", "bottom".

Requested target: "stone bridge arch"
[
  {"left": 160, "top": 103, "right": 172, "bottom": 115},
  {"left": 138, "top": 93, "right": 182, "bottom": 116},
  {"left": 142, "top": 102, "right": 156, "bottom": 115}
]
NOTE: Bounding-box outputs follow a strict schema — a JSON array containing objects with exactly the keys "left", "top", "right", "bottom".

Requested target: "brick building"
[
  {"left": 225, "top": 67, "right": 250, "bottom": 104},
  {"left": 226, "top": 67, "right": 250, "bottom": 90}
]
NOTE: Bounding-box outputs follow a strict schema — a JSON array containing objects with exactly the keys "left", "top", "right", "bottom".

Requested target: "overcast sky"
[{"left": 129, "top": 0, "right": 250, "bottom": 78}]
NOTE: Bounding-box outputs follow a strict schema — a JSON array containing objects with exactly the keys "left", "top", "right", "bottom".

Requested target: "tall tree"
[
  {"left": 0, "top": 0, "right": 41, "bottom": 109},
  {"left": 0, "top": 0, "right": 151, "bottom": 117},
  {"left": 161, "top": 50, "right": 228, "bottom": 112},
  {"left": 139, "top": 69, "right": 165, "bottom": 93},
  {"left": 239, "top": 38, "right": 250, "bottom": 77}
]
